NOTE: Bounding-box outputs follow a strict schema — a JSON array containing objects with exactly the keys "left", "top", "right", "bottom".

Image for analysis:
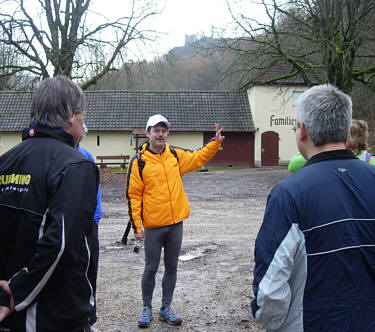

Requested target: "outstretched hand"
[{"left": 215, "top": 123, "right": 225, "bottom": 143}]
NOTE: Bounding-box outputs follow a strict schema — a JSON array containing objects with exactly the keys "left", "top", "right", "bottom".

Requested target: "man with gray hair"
[
  {"left": 252, "top": 84, "right": 375, "bottom": 331},
  {"left": 0, "top": 75, "right": 99, "bottom": 332}
]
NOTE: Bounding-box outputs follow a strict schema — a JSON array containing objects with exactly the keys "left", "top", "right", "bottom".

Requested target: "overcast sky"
[
  {"left": 1, "top": 0, "right": 271, "bottom": 61},
  {"left": 155, "top": 0, "right": 233, "bottom": 48},
  {"left": 90, "top": 0, "right": 269, "bottom": 60}
]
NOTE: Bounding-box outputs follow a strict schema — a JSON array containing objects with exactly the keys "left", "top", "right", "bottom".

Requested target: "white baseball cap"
[{"left": 146, "top": 114, "right": 170, "bottom": 130}]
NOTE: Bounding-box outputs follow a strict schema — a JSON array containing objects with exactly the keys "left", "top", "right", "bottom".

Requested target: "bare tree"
[
  {"left": 0, "top": 0, "right": 161, "bottom": 89},
  {"left": 0, "top": 29, "right": 29, "bottom": 90},
  {"left": 220, "top": 0, "right": 375, "bottom": 93},
  {"left": 0, "top": 40, "right": 16, "bottom": 90}
]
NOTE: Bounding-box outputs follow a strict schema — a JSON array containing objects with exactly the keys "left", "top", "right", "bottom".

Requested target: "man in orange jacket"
[{"left": 126, "top": 114, "right": 224, "bottom": 328}]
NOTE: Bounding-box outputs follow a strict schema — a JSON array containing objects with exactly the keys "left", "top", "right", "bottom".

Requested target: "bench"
[{"left": 96, "top": 155, "right": 130, "bottom": 169}]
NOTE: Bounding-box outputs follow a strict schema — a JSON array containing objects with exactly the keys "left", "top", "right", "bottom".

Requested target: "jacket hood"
[{"left": 140, "top": 141, "right": 149, "bottom": 154}]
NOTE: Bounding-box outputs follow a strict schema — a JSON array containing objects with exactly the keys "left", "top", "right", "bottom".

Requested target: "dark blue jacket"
[{"left": 252, "top": 150, "right": 375, "bottom": 332}]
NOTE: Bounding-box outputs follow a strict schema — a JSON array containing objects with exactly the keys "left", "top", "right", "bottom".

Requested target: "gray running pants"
[{"left": 142, "top": 222, "right": 183, "bottom": 308}]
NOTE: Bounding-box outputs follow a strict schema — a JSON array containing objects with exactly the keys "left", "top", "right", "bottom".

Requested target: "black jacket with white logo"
[{"left": 0, "top": 125, "right": 99, "bottom": 331}]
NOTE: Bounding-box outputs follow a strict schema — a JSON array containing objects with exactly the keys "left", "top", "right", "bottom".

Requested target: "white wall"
[
  {"left": 0, "top": 132, "right": 22, "bottom": 155},
  {"left": 79, "top": 131, "right": 133, "bottom": 161},
  {"left": 166, "top": 132, "right": 204, "bottom": 151},
  {"left": 248, "top": 85, "right": 308, "bottom": 166},
  {"left": 1, "top": 130, "right": 204, "bottom": 165},
  {"left": 79, "top": 130, "right": 204, "bottom": 163}
]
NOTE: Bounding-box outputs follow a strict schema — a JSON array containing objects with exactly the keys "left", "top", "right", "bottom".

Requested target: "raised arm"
[
  {"left": 176, "top": 123, "right": 225, "bottom": 175},
  {"left": 215, "top": 123, "right": 225, "bottom": 143}
]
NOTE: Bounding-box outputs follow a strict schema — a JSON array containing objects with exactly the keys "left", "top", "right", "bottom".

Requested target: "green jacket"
[{"left": 288, "top": 150, "right": 375, "bottom": 173}]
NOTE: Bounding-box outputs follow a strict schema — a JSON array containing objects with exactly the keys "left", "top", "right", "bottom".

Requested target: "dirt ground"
[{"left": 94, "top": 167, "right": 289, "bottom": 332}]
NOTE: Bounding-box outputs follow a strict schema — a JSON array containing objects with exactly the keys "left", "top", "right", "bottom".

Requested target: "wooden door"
[{"left": 261, "top": 131, "right": 279, "bottom": 166}]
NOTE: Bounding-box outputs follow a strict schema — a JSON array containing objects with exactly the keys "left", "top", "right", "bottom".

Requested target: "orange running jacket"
[{"left": 126, "top": 140, "right": 221, "bottom": 233}]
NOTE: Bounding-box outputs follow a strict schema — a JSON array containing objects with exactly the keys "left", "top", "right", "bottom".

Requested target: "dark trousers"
[{"left": 142, "top": 222, "right": 183, "bottom": 308}]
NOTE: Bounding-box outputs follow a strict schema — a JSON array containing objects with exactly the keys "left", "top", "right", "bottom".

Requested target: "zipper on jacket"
[{"left": 160, "top": 154, "right": 175, "bottom": 223}]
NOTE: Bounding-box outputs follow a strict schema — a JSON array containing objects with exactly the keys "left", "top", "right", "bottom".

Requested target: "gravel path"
[{"left": 94, "top": 167, "right": 289, "bottom": 331}]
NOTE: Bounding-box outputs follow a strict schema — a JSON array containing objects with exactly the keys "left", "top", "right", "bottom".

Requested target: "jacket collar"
[
  {"left": 305, "top": 149, "right": 357, "bottom": 167},
  {"left": 141, "top": 141, "right": 167, "bottom": 155},
  {"left": 22, "top": 124, "right": 75, "bottom": 147}
]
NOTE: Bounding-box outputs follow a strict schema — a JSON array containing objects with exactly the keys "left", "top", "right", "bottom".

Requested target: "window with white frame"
[{"left": 292, "top": 91, "right": 304, "bottom": 106}]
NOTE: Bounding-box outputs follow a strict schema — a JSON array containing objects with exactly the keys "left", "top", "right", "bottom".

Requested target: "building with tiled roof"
[
  {"left": 84, "top": 91, "right": 254, "bottom": 132},
  {"left": 244, "top": 63, "right": 325, "bottom": 166},
  {"left": 0, "top": 92, "right": 33, "bottom": 131},
  {"left": 0, "top": 91, "right": 255, "bottom": 167},
  {"left": 0, "top": 65, "right": 325, "bottom": 167},
  {"left": 0, "top": 91, "right": 254, "bottom": 132},
  {"left": 241, "top": 62, "right": 327, "bottom": 89}
]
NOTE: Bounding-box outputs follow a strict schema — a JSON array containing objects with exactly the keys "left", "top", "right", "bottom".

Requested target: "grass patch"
[{"left": 197, "top": 166, "right": 250, "bottom": 172}]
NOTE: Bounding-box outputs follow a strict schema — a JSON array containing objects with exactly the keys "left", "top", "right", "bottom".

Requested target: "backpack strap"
[
  {"left": 121, "top": 153, "right": 144, "bottom": 245},
  {"left": 169, "top": 145, "right": 180, "bottom": 163},
  {"left": 169, "top": 146, "right": 180, "bottom": 175},
  {"left": 137, "top": 152, "right": 145, "bottom": 181},
  {"left": 120, "top": 221, "right": 132, "bottom": 245}
]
